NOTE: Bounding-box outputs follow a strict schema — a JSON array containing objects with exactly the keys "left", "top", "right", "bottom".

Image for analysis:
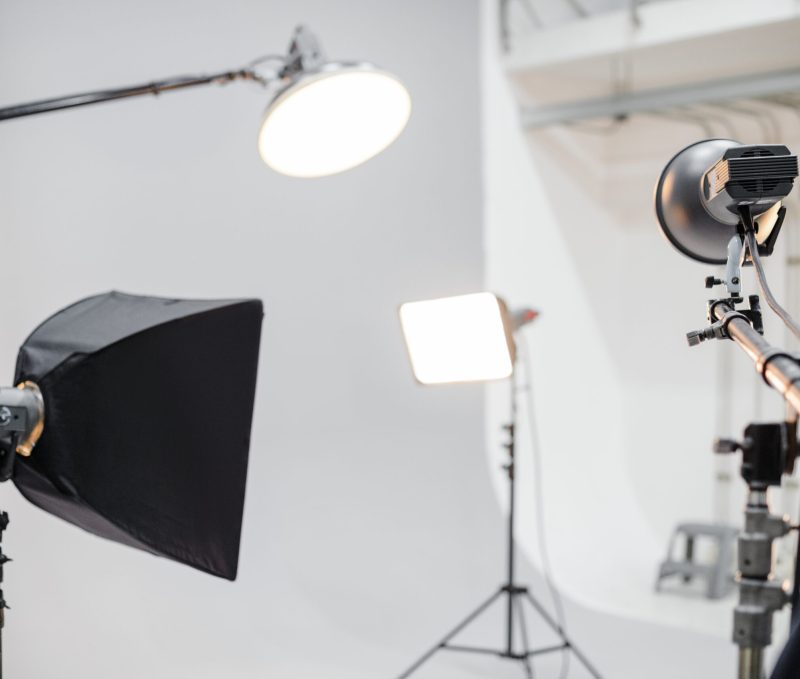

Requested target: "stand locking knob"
[
  {"left": 714, "top": 438, "right": 742, "bottom": 454},
  {"left": 687, "top": 330, "right": 706, "bottom": 347}
]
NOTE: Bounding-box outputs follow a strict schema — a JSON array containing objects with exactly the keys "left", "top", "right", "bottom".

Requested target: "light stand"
[
  {"left": 655, "top": 139, "right": 800, "bottom": 677},
  {"left": 685, "top": 206, "right": 800, "bottom": 679},
  {"left": 396, "top": 363, "right": 603, "bottom": 679}
]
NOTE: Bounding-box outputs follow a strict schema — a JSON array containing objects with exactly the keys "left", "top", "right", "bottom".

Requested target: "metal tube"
[
  {"left": 506, "top": 370, "right": 517, "bottom": 656},
  {"left": 712, "top": 302, "right": 800, "bottom": 414},
  {"left": 0, "top": 69, "right": 260, "bottom": 121},
  {"left": 738, "top": 646, "right": 764, "bottom": 679}
]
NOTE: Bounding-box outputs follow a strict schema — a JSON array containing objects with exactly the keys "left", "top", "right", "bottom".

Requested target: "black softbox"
[{"left": 11, "top": 291, "right": 262, "bottom": 580}]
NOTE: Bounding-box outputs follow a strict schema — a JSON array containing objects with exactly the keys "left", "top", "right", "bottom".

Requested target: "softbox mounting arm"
[{"left": 0, "top": 383, "right": 44, "bottom": 482}]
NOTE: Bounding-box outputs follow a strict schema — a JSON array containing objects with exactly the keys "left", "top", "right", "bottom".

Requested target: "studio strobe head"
[{"left": 655, "top": 139, "right": 798, "bottom": 264}]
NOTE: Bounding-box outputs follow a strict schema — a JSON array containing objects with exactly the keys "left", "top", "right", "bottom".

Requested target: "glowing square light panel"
[{"left": 399, "top": 292, "right": 514, "bottom": 385}]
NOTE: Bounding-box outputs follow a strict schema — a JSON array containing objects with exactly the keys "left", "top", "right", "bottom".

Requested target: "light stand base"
[{"left": 396, "top": 583, "right": 603, "bottom": 679}]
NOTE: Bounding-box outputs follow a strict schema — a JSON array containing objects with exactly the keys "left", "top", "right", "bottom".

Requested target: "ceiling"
[{"left": 508, "top": 0, "right": 675, "bottom": 31}]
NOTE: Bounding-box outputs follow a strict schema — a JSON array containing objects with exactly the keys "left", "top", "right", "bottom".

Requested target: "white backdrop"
[{"left": 0, "top": 3, "right": 496, "bottom": 677}]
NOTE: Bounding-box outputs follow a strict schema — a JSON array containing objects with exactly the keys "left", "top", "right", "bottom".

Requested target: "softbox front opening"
[{"left": 13, "top": 291, "right": 263, "bottom": 580}]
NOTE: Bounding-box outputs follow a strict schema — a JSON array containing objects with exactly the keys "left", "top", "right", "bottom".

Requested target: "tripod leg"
[
  {"left": 396, "top": 589, "right": 504, "bottom": 679},
  {"left": 523, "top": 592, "right": 604, "bottom": 679},
  {"left": 513, "top": 596, "right": 534, "bottom": 679}
]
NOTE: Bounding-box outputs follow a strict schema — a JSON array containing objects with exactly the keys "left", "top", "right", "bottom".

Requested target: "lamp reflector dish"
[
  {"left": 258, "top": 65, "right": 411, "bottom": 178},
  {"left": 399, "top": 293, "right": 514, "bottom": 385},
  {"left": 655, "top": 138, "right": 742, "bottom": 264}
]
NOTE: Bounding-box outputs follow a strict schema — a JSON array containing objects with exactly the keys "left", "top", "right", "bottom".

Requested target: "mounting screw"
[{"left": 0, "top": 408, "right": 11, "bottom": 427}]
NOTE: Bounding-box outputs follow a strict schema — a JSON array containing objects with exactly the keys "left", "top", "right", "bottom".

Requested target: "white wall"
[
  {"left": 0, "top": 3, "right": 498, "bottom": 678},
  {"left": 481, "top": 0, "right": 800, "bottom": 641}
]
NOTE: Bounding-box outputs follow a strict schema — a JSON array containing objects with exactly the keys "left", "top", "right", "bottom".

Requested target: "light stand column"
[
  {"left": 715, "top": 424, "right": 795, "bottom": 679},
  {"left": 504, "top": 368, "right": 518, "bottom": 658},
  {"left": 0, "top": 511, "right": 9, "bottom": 679}
]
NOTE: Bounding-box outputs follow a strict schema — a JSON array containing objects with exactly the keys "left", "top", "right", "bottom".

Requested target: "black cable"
[
  {"left": 517, "top": 336, "right": 570, "bottom": 679},
  {"left": 745, "top": 229, "right": 800, "bottom": 342}
]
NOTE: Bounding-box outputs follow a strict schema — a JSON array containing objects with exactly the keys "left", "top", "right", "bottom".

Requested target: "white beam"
[
  {"left": 505, "top": 0, "right": 800, "bottom": 72},
  {"left": 520, "top": 69, "right": 800, "bottom": 129}
]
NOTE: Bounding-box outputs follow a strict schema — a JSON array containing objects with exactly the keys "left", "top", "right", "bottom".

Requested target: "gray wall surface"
[{"left": 0, "top": 2, "right": 491, "bottom": 677}]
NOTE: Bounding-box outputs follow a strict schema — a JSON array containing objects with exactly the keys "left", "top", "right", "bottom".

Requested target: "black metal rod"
[
  {"left": 0, "top": 69, "right": 261, "bottom": 121},
  {"left": 793, "top": 535, "right": 800, "bottom": 631},
  {"left": 526, "top": 642, "right": 570, "bottom": 658},
  {"left": 440, "top": 644, "right": 505, "bottom": 656},
  {"left": 711, "top": 302, "right": 800, "bottom": 414},
  {"left": 506, "top": 368, "right": 517, "bottom": 656},
  {"left": 514, "top": 595, "right": 534, "bottom": 679},
  {"left": 0, "top": 510, "right": 8, "bottom": 679}
]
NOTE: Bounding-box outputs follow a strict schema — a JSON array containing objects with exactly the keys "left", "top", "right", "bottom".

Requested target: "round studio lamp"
[
  {"left": 256, "top": 26, "right": 411, "bottom": 178},
  {"left": 655, "top": 139, "right": 795, "bottom": 264},
  {"left": 0, "top": 24, "right": 411, "bottom": 179},
  {"left": 258, "top": 64, "right": 411, "bottom": 178}
]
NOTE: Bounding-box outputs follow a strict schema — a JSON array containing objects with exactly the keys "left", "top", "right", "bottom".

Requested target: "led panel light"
[{"left": 399, "top": 292, "right": 515, "bottom": 385}]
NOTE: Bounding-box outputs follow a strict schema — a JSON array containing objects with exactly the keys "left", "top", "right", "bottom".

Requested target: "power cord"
[
  {"left": 517, "top": 335, "right": 570, "bottom": 679},
  {"left": 745, "top": 228, "right": 800, "bottom": 342}
]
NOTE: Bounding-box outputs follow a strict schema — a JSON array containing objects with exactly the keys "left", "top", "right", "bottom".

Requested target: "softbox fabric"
[{"left": 12, "top": 291, "right": 263, "bottom": 580}]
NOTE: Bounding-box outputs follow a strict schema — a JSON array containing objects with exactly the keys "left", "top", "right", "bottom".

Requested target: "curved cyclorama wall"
[{"left": 481, "top": 0, "right": 800, "bottom": 640}]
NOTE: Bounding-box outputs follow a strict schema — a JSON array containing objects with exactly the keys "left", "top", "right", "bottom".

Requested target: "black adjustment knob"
[
  {"left": 713, "top": 438, "right": 741, "bottom": 454},
  {"left": 687, "top": 330, "right": 705, "bottom": 347},
  {"left": 705, "top": 276, "right": 722, "bottom": 289}
]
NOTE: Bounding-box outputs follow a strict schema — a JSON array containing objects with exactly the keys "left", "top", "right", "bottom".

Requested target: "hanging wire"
[
  {"left": 708, "top": 102, "right": 775, "bottom": 143},
  {"left": 742, "top": 100, "right": 783, "bottom": 143},
  {"left": 516, "top": 335, "right": 570, "bottom": 679},
  {"left": 642, "top": 109, "right": 715, "bottom": 136},
  {"left": 688, "top": 104, "right": 740, "bottom": 139},
  {"left": 564, "top": 0, "right": 588, "bottom": 17},
  {"left": 564, "top": 118, "right": 625, "bottom": 135},
  {"left": 517, "top": 0, "right": 543, "bottom": 29}
]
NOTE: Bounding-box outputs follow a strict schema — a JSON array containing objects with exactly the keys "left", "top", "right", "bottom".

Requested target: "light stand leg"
[
  {"left": 522, "top": 592, "right": 603, "bottom": 679},
  {"left": 396, "top": 589, "right": 504, "bottom": 679},
  {"left": 514, "top": 595, "right": 535, "bottom": 679}
]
